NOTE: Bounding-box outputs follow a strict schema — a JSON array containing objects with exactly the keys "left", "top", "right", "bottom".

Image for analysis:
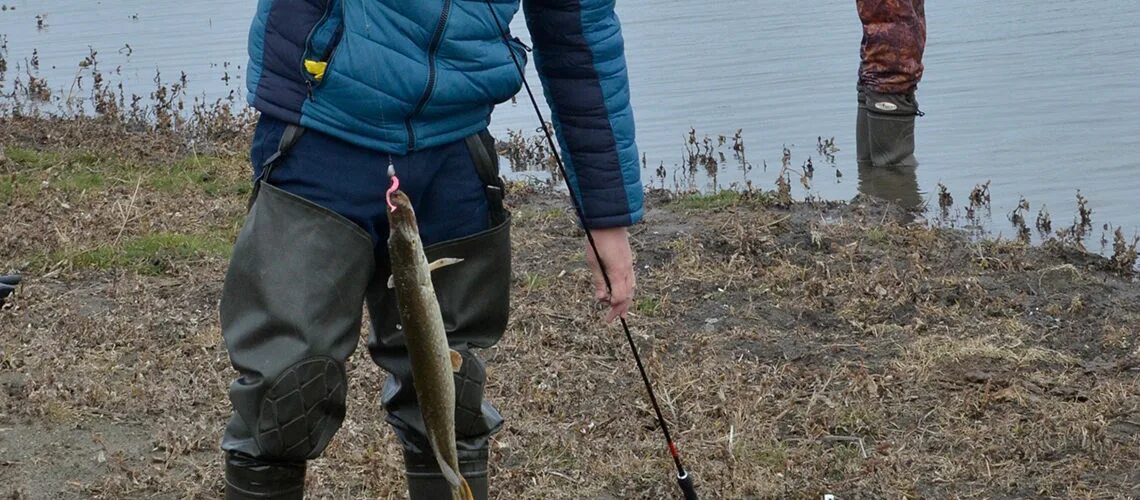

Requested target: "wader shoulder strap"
[
  {"left": 247, "top": 123, "right": 305, "bottom": 211},
  {"left": 465, "top": 131, "right": 508, "bottom": 226}
]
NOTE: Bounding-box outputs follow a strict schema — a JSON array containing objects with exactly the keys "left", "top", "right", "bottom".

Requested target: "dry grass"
[{"left": 1, "top": 118, "right": 1138, "bottom": 499}]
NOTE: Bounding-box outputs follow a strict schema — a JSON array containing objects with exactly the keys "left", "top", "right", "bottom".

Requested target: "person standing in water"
[
  {"left": 855, "top": 0, "right": 926, "bottom": 168},
  {"left": 854, "top": 0, "right": 926, "bottom": 209}
]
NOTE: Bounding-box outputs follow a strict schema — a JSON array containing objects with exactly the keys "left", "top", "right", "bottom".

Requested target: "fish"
[{"left": 386, "top": 176, "right": 473, "bottom": 500}]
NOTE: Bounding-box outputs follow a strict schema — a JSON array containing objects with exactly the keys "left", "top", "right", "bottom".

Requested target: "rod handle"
[{"left": 677, "top": 470, "right": 697, "bottom": 500}]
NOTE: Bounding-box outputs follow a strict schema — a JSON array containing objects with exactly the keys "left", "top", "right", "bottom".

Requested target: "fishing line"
[{"left": 483, "top": 3, "right": 697, "bottom": 498}]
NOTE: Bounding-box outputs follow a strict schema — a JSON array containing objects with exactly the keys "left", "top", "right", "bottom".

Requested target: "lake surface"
[{"left": 2, "top": 0, "right": 1138, "bottom": 244}]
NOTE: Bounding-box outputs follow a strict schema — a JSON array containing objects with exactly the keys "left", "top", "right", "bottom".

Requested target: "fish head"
[{"left": 386, "top": 190, "right": 419, "bottom": 234}]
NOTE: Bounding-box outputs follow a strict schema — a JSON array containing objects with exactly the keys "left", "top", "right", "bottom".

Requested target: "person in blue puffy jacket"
[{"left": 219, "top": 1, "right": 642, "bottom": 498}]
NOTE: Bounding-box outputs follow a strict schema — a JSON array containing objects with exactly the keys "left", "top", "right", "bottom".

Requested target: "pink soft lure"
[{"left": 386, "top": 164, "right": 400, "bottom": 212}]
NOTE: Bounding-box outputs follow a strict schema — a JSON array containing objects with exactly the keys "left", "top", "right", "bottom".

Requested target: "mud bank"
[{"left": 1, "top": 117, "right": 1138, "bottom": 498}]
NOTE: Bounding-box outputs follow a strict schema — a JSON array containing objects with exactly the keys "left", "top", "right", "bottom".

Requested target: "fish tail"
[
  {"left": 459, "top": 477, "right": 474, "bottom": 500},
  {"left": 429, "top": 435, "right": 464, "bottom": 490}
]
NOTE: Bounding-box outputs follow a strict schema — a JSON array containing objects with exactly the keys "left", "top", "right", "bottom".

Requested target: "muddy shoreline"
[{"left": 1, "top": 117, "right": 1138, "bottom": 498}]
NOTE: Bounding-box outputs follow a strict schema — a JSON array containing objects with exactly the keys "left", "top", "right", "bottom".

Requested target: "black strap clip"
[
  {"left": 247, "top": 123, "right": 305, "bottom": 211},
  {"left": 465, "top": 130, "right": 508, "bottom": 227}
]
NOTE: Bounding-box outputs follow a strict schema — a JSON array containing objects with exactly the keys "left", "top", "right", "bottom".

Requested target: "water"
[{"left": 3, "top": 0, "right": 1138, "bottom": 243}]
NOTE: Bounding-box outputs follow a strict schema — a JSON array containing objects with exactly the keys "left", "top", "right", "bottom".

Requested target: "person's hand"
[
  {"left": 0, "top": 274, "right": 21, "bottom": 307},
  {"left": 585, "top": 227, "right": 635, "bottom": 323}
]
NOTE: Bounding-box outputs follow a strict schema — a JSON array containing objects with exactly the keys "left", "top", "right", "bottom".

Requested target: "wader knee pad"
[
  {"left": 255, "top": 357, "right": 348, "bottom": 461},
  {"left": 859, "top": 90, "right": 921, "bottom": 168},
  {"left": 453, "top": 349, "right": 489, "bottom": 439}
]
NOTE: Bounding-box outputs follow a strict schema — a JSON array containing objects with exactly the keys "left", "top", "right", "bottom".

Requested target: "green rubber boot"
[{"left": 857, "top": 89, "right": 921, "bottom": 168}]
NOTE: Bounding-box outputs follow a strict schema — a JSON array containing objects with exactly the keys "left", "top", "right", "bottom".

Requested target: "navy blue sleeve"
[{"left": 522, "top": 0, "right": 643, "bottom": 229}]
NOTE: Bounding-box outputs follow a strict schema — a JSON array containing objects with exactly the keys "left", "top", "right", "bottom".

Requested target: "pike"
[{"left": 385, "top": 167, "right": 473, "bottom": 500}]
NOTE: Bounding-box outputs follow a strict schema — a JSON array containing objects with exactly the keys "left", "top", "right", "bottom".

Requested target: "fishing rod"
[{"left": 483, "top": 3, "right": 697, "bottom": 499}]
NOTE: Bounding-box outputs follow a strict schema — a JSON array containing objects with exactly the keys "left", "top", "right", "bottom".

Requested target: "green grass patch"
[
  {"left": 55, "top": 169, "right": 106, "bottom": 192},
  {"left": 676, "top": 190, "right": 742, "bottom": 210},
  {"left": 6, "top": 146, "right": 114, "bottom": 196},
  {"left": 521, "top": 271, "right": 550, "bottom": 291},
  {"left": 150, "top": 155, "right": 250, "bottom": 196},
  {"left": 5, "top": 146, "right": 61, "bottom": 169},
  {"left": 865, "top": 227, "right": 890, "bottom": 245},
  {"left": 635, "top": 296, "right": 661, "bottom": 316},
  {"left": 512, "top": 207, "right": 566, "bottom": 225},
  {"left": 0, "top": 174, "right": 29, "bottom": 203},
  {"left": 49, "top": 231, "right": 233, "bottom": 275},
  {"left": 0, "top": 170, "right": 43, "bottom": 203},
  {"left": 4, "top": 146, "right": 249, "bottom": 198},
  {"left": 673, "top": 189, "right": 777, "bottom": 211}
]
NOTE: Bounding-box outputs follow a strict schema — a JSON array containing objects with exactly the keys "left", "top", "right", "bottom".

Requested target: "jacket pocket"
[
  {"left": 300, "top": 0, "right": 345, "bottom": 87},
  {"left": 507, "top": 36, "right": 530, "bottom": 68},
  {"left": 494, "top": 36, "right": 528, "bottom": 101}
]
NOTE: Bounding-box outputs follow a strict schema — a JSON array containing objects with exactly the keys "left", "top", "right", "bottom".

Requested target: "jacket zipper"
[
  {"left": 305, "top": 24, "right": 344, "bottom": 100},
  {"left": 300, "top": 1, "right": 343, "bottom": 100},
  {"left": 323, "top": 25, "right": 345, "bottom": 61},
  {"left": 301, "top": 1, "right": 335, "bottom": 79},
  {"left": 405, "top": 0, "right": 452, "bottom": 151}
]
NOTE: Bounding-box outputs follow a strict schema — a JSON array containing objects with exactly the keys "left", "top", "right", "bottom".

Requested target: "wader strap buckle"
[
  {"left": 465, "top": 131, "right": 507, "bottom": 226},
  {"left": 248, "top": 123, "right": 306, "bottom": 210}
]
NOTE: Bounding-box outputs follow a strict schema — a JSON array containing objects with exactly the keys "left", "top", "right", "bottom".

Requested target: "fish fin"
[
  {"left": 428, "top": 257, "right": 464, "bottom": 273},
  {"left": 449, "top": 350, "right": 463, "bottom": 372},
  {"left": 388, "top": 258, "right": 461, "bottom": 289},
  {"left": 427, "top": 435, "right": 463, "bottom": 489}
]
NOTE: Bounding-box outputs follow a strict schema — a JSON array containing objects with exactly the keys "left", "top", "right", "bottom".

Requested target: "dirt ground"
[{"left": 1, "top": 117, "right": 1138, "bottom": 499}]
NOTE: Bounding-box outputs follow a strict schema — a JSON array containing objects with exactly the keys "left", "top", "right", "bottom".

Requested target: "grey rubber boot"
[
  {"left": 405, "top": 450, "right": 490, "bottom": 500},
  {"left": 219, "top": 181, "right": 375, "bottom": 498},
  {"left": 857, "top": 89, "right": 921, "bottom": 168}
]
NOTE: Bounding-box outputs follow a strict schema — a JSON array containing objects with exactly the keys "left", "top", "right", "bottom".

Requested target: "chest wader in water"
[
  {"left": 219, "top": 123, "right": 376, "bottom": 499},
  {"left": 366, "top": 130, "right": 510, "bottom": 500}
]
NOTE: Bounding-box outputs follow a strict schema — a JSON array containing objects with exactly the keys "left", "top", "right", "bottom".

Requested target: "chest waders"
[{"left": 219, "top": 120, "right": 510, "bottom": 500}]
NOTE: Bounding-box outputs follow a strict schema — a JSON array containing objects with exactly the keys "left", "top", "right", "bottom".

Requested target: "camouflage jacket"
[{"left": 857, "top": 0, "right": 926, "bottom": 95}]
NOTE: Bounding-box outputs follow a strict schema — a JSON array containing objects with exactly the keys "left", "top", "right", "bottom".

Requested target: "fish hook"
[{"left": 386, "top": 162, "right": 400, "bottom": 212}]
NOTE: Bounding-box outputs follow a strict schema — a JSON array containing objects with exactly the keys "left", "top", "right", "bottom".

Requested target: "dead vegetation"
[
  {"left": 1, "top": 41, "right": 1137, "bottom": 500},
  {"left": 2, "top": 116, "right": 1138, "bottom": 499}
]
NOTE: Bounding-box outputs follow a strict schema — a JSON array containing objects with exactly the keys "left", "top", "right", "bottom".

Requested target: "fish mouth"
[
  {"left": 386, "top": 173, "right": 402, "bottom": 212},
  {"left": 386, "top": 190, "right": 420, "bottom": 233}
]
